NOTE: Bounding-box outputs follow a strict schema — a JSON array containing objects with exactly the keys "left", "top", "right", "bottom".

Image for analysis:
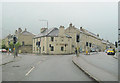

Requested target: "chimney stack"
[
  {"left": 59, "top": 26, "right": 65, "bottom": 37},
  {"left": 97, "top": 34, "right": 99, "bottom": 37},
  {"left": 25, "top": 28, "right": 27, "bottom": 31},
  {"left": 40, "top": 28, "right": 47, "bottom": 33},
  {"left": 15, "top": 30, "right": 17, "bottom": 34},
  {"left": 69, "top": 23, "right": 73, "bottom": 27},
  {"left": 80, "top": 27, "right": 83, "bottom": 31},
  {"left": 18, "top": 28, "right": 22, "bottom": 33}
]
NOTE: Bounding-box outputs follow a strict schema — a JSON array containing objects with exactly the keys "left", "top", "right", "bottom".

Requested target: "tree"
[
  {"left": 8, "top": 42, "right": 21, "bottom": 52},
  {"left": 15, "top": 42, "right": 21, "bottom": 49},
  {"left": 2, "top": 40, "right": 8, "bottom": 50},
  {"left": 9, "top": 42, "right": 14, "bottom": 48},
  {"left": 2, "top": 44, "right": 6, "bottom": 49}
]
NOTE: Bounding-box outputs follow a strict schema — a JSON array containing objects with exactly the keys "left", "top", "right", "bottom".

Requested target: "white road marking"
[
  {"left": 37, "top": 61, "right": 42, "bottom": 65},
  {"left": 25, "top": 66, "right": 35, "bottom": 76},
  {"left": 25, "top": 57, "right": 48, "bottom": 76}
]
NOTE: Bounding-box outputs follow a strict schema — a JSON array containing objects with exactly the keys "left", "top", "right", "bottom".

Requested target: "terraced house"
[{"left": 65, "top": 23, "right": 115, "bottom": 52}]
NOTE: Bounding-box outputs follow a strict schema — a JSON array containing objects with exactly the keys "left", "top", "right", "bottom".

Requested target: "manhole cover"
[{"left": 12, "top": 66, "right": 20, "bottom": 67}]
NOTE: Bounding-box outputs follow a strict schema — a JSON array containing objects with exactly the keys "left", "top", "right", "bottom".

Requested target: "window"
[
  {"left": 76, "top": 35, "right": 80, "bottom": 42},
  {"left": 72, "top": 45, "right": 74, "bottom": 48},
  {"left": 118, "top": 40, "right": 120, "bottom": 43},
  {"left": 86, "top": 42, "right": 88, "bottom": 46},
  {"left": 36, "top": 42, "right": 38, "bottom": 45},
  {"left": 43, "top": 46, "right": 44, "bottom": 51},
  {"left": 51, "top": 46, "right": 54, "bottom": 51},
  {"left": 89, "top": 43, "right": 92, "bottom": 47},
  {"left": 38, "top": 41, "right": 40, "bottom": 47},
  {"left": 119, "top": 43, "right": 120, "bottom": 46},
  {"left": 22, "top": 41, "right": 24, "bottom": 46},
  {"left": 61, "top": 47, "right": 64, "bottom": 51},
  {"left": 8, "top": 41, "right": 10, "bottom": 45},
  {"left": 51, "top": 37, "right": 54, "bottom": 42},
  {"left": 49, "top": 44, "right": 51, "bottom": 47}
]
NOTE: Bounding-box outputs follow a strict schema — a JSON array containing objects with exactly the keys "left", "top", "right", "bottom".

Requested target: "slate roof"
[
  {"left": 81, "top": 29, "right": 101, "bottom": 40},
  {"left": 34, "top": 27, "right": 71, "bottom": 38},
  {"left": 20, "top": 30, "right": 34, "bottom": 36}
]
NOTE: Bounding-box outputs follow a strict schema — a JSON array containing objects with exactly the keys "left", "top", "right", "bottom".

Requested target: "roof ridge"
[{"left": 21, "top": 30, "right": 34, "bottom": 35}]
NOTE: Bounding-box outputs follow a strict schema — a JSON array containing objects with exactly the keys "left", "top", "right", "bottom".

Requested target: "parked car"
[
  {"left": 107, "top": 49, "right": 115, "bottom": 55},
  {"left": 90, "top": 48, "right": 96, "bottom": 52},
  {"left": 2, "top": 49, "right": 7, "bottom": 53},
  {"left": 105, "top": 49, "right": 108, "bottom": 53}
]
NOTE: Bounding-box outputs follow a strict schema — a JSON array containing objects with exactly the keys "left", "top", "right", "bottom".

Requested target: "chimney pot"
[{"left": 69, "top": 23, "right": 72, "bottom": 27}]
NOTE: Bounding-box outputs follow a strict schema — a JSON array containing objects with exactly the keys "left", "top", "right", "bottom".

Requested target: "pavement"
[
  {"left": 1, "top": 53, "right": 16, "bottom": 66},
  {"left": 72, "top": 52, "right": 118, "bottom": 82}
]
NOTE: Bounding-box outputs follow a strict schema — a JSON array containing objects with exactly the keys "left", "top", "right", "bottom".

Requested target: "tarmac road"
[{"left": 2, "top": 54, "right": 95, "bottom": 81}]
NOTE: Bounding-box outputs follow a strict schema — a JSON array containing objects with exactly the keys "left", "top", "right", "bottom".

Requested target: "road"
[
  {"left": 2, "top": 53, "right": 95, "bottom": 81},
  {"left": 73, "top": 52, "right": 118, "bottom": 81},
  {"left": 81, "top": 52, "right": 118, "bottom": 78}
]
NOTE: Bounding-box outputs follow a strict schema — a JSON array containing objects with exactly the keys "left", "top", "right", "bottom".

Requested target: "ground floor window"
[
  {"left": 51, "top": 46, "right": 54, "bottom": 51},
  {"left": 61, "top": 47, "right": 64, "bottom": 51},
  {"left": 22, "top": 41, "right": 24, "bottom": 46},
  {"left": 43, "top": 46, "right": 44, "bottom": 51}
]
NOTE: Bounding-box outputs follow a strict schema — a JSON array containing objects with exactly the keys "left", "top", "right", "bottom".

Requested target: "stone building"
[
  {"left": 33, "top": 26, "right": 73, "bottom": 54},
  {"left": 2, "top": 34, "right": 14, "bottom": 48},
  {"left": 65, "top": 23, "right": 115, "bottom": 52},
  {"left": 33, "top": 23, "right": 115, "bottom": 54},
  {"left": 16, "top": 28, "right": 35, "bottom": 53},
  {"left": 2, "top": 28, "right": 35, "bottom": 53}
]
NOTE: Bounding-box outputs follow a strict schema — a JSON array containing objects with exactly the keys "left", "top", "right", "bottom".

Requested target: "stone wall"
[{"left": 19, "top": 45, "right": 32, "bottom": 53}]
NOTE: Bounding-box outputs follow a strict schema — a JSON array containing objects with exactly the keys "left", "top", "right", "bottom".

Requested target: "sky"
[{"left": 1, "top": 2, "right": 118, "bottom": 43}]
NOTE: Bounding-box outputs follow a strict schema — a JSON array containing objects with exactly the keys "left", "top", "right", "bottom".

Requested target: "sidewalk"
[
  {"left": 72, "top": 52, "right": 118, "bottom": 82},
  {"left": 0, "top": 53, "right": 21, "bottom": 66}
]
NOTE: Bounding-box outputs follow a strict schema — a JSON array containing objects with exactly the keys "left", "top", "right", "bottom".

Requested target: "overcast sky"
[{"left": 2, "top": 2, "right": 118, "bottom": 43}]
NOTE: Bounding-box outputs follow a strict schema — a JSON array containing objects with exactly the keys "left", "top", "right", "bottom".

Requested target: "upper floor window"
[
  {"left": 76, "top": 35, "right": 80, "bottom": 42},
  {"left": 89, "top": 43, "right": 92, "bottom": 47},
  {"left": 51, "top": 37, "right": 54, "bottom": 42},
  {"left": 49, "top": 44, "right": 51, "bottom": 47},
  {"left": 22, "top": 41, "right": 24, "bottom": 46},
  {"left": 86, "top": 42, "right": 88, "bottom": 46}
]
